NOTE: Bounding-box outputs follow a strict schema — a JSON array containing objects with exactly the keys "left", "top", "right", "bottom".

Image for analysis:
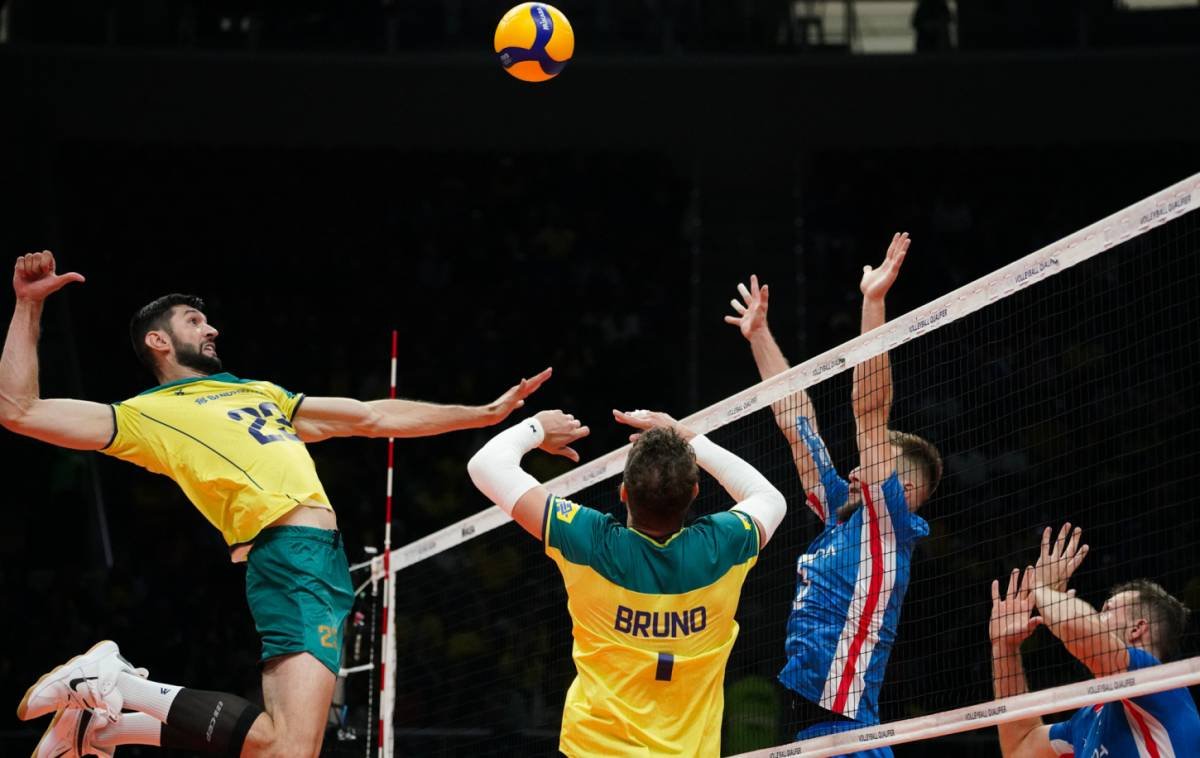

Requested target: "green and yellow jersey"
[
  {"left": 544, "top": 494, "right": 760, "bottom": 758},
  {"left": 100, "top": 372, "right": 331, "bottom": 553}
]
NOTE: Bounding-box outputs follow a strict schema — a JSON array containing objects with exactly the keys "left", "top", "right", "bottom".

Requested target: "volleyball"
[{"left": 494, "top": 3, "right": 574, "bottom": 83}]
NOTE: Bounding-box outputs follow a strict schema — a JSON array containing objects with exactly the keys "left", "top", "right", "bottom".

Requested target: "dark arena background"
[{"left": 2, "top": 2, "right": 1200, "bottom": 756}]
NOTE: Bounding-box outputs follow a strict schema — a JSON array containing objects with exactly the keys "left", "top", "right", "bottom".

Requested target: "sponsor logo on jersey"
[{"left": 554, "top": 497, "right": 580, "bottom": 524}]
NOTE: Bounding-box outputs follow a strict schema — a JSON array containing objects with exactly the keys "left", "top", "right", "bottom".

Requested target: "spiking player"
[
  {"left": 990, "top": 523, "right": 1199, "bottom": 757},
  {"left": 3, "top": 250, "right": 551, "bottom": 757},
  {"left": 467, "top": 407, "right": 786, "bottom": 756},
  {"left": 726, "top": 233, "right": 943, "bottom": 755}
]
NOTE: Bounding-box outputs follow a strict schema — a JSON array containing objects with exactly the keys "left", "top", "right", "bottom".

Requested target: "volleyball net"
[{"left": 347, "top": 172, "right": 1200, "bottom": 756}]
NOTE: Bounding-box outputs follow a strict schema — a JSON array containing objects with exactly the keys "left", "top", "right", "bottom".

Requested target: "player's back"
[{"left": 542, "top": 495, "right": 760, "bottom": 758}]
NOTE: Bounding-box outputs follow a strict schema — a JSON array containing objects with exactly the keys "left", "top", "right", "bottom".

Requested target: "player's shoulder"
[
  {"left": 546, "top": 494, "right": 610, "bottom": 530},
  {"left": 699, "top": 510, "right": 757, "bottom": 534},
  {"left": 683, "top": 511, "right": 759, "bottom": 561},
  {"left": 1126, "top": 646, "right": 1163, "bottom": 671}
]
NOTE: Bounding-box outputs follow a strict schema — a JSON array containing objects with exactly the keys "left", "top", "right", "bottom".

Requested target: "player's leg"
[
  {"left": 23, "top": 662, "right": 265, "bottom": 756},
  {"left": 76, "top": 660, "right": 328, "bottom": 757},
  {"left": 241, "top": 651, "right": 338, "bottom": 757},
  {"left": 240, "top": 526, "right": 355, "bottom": 756}
]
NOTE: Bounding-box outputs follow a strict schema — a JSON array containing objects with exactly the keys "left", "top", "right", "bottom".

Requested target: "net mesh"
[{"left": 359, "top": 176, "right": 1200, "bottom": 756}]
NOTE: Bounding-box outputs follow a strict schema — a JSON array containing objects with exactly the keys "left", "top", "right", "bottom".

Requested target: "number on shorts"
[{"left": 318, "top": 624, "right": 338, "bottom": 649}]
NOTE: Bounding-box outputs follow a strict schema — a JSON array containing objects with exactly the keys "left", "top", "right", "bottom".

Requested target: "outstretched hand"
[
  {"left": 612, "top": 408, "right": 696, "bottom": 443},
  {"left": 724, "top": 274, "right": 770, "bottom": 340},
  {"left": 1031, "top": 522, "right": 1089, "bottom": 595},
  {"left": 989, "top": 566, "right": 1043, "bottom": 651},
  {"left": 486, "top": 367, "right": 553, "bottom": 424},
  {"left": 13, "top": 251, "right": 85, "bottom": 302},
  {"left": 532, "top": 409, "right": 589, "bottom": 463},
  {"left": 860, "top": 233, "right": 909, "bottom": 301}
]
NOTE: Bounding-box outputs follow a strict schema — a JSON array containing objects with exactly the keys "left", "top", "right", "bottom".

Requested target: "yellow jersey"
[
  {"left": 544, "top": 494, "right": 760, "bottom": 757},
  {"left": 101, "top": 372, "right": 331, "bottom": 553}
]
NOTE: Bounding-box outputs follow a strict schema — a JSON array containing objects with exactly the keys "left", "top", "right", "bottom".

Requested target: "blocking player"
[
  {"left": 467, "top": 407, "right": 786, "bottom": 756},
  {"left": 726, "top": 233, "right": 942, "bottom": 755},
  {"left": 990, "top": 523, "right": 1199, "bottom": 757},
  {"left": 3, "top": 250, "right": 550, "bottom": 757}
]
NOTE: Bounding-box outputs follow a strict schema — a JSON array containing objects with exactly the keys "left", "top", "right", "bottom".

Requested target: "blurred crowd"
[{"left": 3, "top": 0, "right": 1198, "bottom": 54}]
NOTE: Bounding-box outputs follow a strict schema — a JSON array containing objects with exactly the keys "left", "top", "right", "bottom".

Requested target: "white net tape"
[{"left": 362, "top": 172, "right": 1199, "bottom": 755}]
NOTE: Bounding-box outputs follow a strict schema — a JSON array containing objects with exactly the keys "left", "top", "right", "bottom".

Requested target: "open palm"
[
  {"left": 486, "top": 367, "right": 553, "bottom": 423},
  {"left": 860, "top": 233, "right": 909, "bottom": 300},
  {"left": 724, "top": 274, "right": 769, "bottom": 340},
  {"left": 989, "top": 567, "right": 1042, "bottom": 650}
]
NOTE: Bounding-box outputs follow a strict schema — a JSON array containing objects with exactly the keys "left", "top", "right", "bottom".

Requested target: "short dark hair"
[
  {"left": 130, "top": 294, "right": 205, "bottom": 372},
  {"left": 1111, "top": 579, "right": 1189, "bottom": 661},
  {"left": 889, "top": 430, "right": 943, "bottom": 499},
  {"left": 622, "top": 428, "right": 699, "bottom": 525}
]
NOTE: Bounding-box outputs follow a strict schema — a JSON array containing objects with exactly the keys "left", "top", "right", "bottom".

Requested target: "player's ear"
[
  {"left": 691, "top": 482, "right": 700, "bottom": 503},
  {"left": 1130, "top": 617, "right": 1150, "bottom": 644},
  {"left": 619, "top": 482, "right": 629, "bottom": 504},
  {"left": 145, "top": 329, "right": 171, "bottom": 354}
]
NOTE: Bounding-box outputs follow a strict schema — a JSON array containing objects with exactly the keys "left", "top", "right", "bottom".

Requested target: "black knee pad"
[{"left": 162, "top": 688, "right": 264, "bottom": 756}]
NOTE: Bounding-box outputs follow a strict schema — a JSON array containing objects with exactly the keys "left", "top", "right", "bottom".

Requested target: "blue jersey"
[
  {"left": 1048, "top": 648, "right": 1200, "bottom": 758},
  {"left": 779, "top": 418, "right": 929, "bottom": 725}
]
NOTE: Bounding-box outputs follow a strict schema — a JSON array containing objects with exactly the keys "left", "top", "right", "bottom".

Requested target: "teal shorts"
[{"left": 245, "top": 526, "right": 354, "bottom": 675}]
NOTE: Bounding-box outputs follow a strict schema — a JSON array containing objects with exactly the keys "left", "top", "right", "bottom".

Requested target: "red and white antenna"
[{"left": 378, "top": 329, "right": 398, "bottom": 758}]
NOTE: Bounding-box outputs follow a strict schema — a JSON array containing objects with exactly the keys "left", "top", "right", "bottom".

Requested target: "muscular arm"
[
  {"left": 0, "top": 267, "right": 114, "bottom": 451},
  {"left": 467, "top": 411, "right": 589, "bottom": 539},
  {"left": 851, "top": 297, "right": 894, "bottom": 484},
  {"left": 1029, "top": 524, "right": 1124, "bottom": 678},
  {"left": 853, "top": 234, "right": 908, "bottom": 484},
  {"left": 294, "top": 396, "right": 499, "bottom": 442},
  {"left": 292, "top": 368, "right": 552, "bottom": 443},
  {"left": 726, "top": 276, "right": 823, "bottom": 495},
  {"left": 989, "top": 568, "right": 1058, "bottom": 758},
  {"left": 992, "top": 646, "right": 1057, "bottom": 758},
  {"left": 1033, "top": 586, "right": 1129, "bottom": 678}
]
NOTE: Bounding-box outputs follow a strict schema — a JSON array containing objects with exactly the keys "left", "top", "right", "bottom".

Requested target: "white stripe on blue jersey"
[
  {"left": 1048, "top": 648, "right": 1200, "bottom": 757},
  {"left": 779, "top": 417, "right": 929, "bottom": 725}
]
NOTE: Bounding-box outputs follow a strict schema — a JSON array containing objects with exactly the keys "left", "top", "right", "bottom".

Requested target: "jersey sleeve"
[
  {"left": 795, "top": 415, "right": 848, "bottom": 527},
  {"left": 1048, "top": 711, "right": 1085, "bottom": 755},
  {"left": 1124, "top": 646, "right": 1194, "bottom": 727},
  {"left": 1127, "top": 646, "right": 1161, "bottom": 672},
  {"left": 99, "top": 401, "right": 168, "bottom": 475},
  {"left": 712, "top": 510, "right": 761, "bottom": 564},
  {"left": 544, "top": 494, "right": 607, "bottom": 562},
  {"left": 264, "top": 382, "right": 305, "bottom": 420},
  {"left": 880, "top": 472, "right": 929, "bottom": 545}
]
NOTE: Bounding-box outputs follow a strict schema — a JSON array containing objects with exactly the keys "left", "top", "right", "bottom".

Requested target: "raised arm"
[
  {"left": 613, "top": 409, "right": 786, "bottom": 547},
  {"left": 0, "top": 251, "right": 114, "bottom": 451},
  {"left": 990, "top": 567, "right": 1058, "bottom": 758},
  {"left": 292, "top": 368, "right": 552, "bottom": 443},
  {"left": 1029, "top": 523, "right": 1128, "bottom": 677},
  {"left": 853, "top": 233, "right": 908, "bottom": 485},
  {"left": 724, "top": 275, "right": 823, "bottom": 497},
  {"left": 466, "top": 409, "right": 590, "bottom": 538}
]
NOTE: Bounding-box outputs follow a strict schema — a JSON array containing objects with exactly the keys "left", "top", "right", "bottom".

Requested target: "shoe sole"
[
  {"left": 31, "top": 708, "right": 65, "bottom": 758},
  {"left": 16, "top": 640, "right": 116, "bottom": 722}
]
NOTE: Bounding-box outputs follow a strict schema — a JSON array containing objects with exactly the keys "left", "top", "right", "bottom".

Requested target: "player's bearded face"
[
  {"left": 839, "top": 468, "right": 865, "bottom": 521},
  {"left": 169, "top": 329, "right": 223, "bottom": 374}
]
